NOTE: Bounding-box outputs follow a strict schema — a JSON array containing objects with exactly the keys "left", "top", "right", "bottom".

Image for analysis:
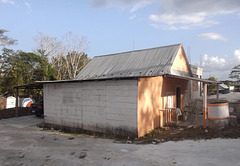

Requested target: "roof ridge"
[{"left": 94, "top": 43, "right": 182, "bottom": 58}]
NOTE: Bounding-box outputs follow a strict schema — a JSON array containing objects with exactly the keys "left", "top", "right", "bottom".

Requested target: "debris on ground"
[
  {"left": 70, "top": 152, "right": 76, "bottom": 155},
  {"left": 38, "top": 121, "right": 240, "bottom": 145},
  {"left": 135, "top": 125, "right": 240, "bottom": 144},
  {"left": 67, "top": 137, "right": 75, "bottom": 140},
  {"left": 79, "top": 152, "right": 87, "bottom": 159}
]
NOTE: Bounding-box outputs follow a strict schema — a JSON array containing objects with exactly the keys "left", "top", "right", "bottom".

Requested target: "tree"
[
  {"left": 34, "top": 32, "right": 61, "bottom": 60},
  {"left": 51, "top": 52, "right": 89, "bottom": 80},
  {"left": 0, "top": 29, "right": 17, "bottom": 48},
  {"left": 207, "top": 77, "right": 217, "bottom": 95},
  {"left": 229, "top": 65, "right": 240, "bottom": 81},
  {"left": 0, "top": 48, "right": 56, "bottom": 96},
  {"left": 0, "top": 48, "right": 18, "bottom": 95},
  {"left": 34, "top": 32, "right": 90, "bottom": 80}
]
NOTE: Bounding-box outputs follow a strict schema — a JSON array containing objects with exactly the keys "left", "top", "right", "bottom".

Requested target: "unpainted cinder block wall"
[{"left": 44, "top": 79, "right": 138, "bottom": 136}]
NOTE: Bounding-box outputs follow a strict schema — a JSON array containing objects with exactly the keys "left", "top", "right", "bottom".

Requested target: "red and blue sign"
[{"left": 22, "top": 98, "right": 33, "bottom": 107}]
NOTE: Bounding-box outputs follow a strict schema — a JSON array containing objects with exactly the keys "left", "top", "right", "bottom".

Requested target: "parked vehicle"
[{"left": 31, "top": 99, "right": 43, "bottom": 117}]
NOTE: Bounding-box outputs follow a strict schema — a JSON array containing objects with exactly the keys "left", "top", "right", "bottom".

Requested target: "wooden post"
[
  {"left": 203, "top": 83, "right": 207, "bottom": 128},
  {"left": 217, "top": 84, "right": 219, "bottom": 101},
  {"left": 159, "top": 109, "right": 161, "bottom": 128},
  {"left": 15, "top": 88, "right": 19, "bottom": 117}
]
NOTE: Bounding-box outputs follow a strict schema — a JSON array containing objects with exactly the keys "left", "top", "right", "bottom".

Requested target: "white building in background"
[
  {"left": 190, "top": 65, "right": 203, "bottom": 100},
  {"left": 6, "top": 96, "right": 16, "bottom": 109}
]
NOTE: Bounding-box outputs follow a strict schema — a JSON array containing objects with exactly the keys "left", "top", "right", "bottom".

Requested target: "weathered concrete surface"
[
  {"left": 44, "top": 79, "right": 138, "bottom": 136},
  {"left": 0, "top": 115, "right": 43, "bottom": 128},
  {"left": 1, "top": 116, "right": 240, "bottom": 166}
]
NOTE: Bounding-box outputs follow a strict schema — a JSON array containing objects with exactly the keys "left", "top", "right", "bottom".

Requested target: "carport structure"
[{"left": 13, "top": 82, "right": 43, "bottom": 116}]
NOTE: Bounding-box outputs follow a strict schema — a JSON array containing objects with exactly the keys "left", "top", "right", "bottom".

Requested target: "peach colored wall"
[
  {"left": 137, "top": 76, "right": 189, "bottom": 137},
  {"left": 171, "top": 46, "right": 189, "bottom": 73},
  {"left": 137, "top": 76, "right": 163, "bottom": 137},
  {"left": 161, "top": 77, "right": 189, "bottom": 111}
]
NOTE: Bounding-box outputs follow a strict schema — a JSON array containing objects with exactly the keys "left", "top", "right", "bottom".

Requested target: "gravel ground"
[
  {"left": 0, "top": 115, "right": 240, "bottom": 166},
  {"left": 208, "top": 92, "right": 240, "bottom": 103}
]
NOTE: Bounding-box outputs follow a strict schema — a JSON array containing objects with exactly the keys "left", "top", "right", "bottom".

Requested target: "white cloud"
[
  {"left": 198, "top": 33, "right": 227, "bottom": 41},
  {"left": 24, "top": 1, "right": 32, "bottom": 13},
  {"left": 234, "top": 49, "right": 240, "bottom": 61},
  {"left": 129, "top": 0, "right": 153, "bottom": 13},
  {"left": 151, "top": 23, "right": 178, "bottom": 30},
  {"left": 149, "top": 12, "right": 222, "bottom": 30},
  {"left": 152, "top": 21, "right": 219, "bottom": 30},
  {"left": 149, "top": 12, "right": 221, "bottom": 30},
  {"left": 202, "top": 54, "right": 227, "bottom": 71},
  {"left": 162, "top": 25, "right": 178, "bottom": 30},
  {"left": 149, "top": 0, "right": 240, "bottom": 30},
  {"left": 202, "top": 49, "right": 240, "bottom": 80},
  {"left": 1, "top": 0, "right": 14, "bottom": 5},
  {"left": 90, "top": 0, "right": 154, "bottom": 12},
  {"left": 150, "top": 23, "right": 160, "bottom": 29},
  {"left": 202, "top": 54, "right": 230, "bottom": 80},
  {"left": 90, "top": 0, "right": 240, "bottom": 30},
  {"left": 129, "top": 14, "right": 136, "bottom": 20},
  {"left": 150, "top": 12, "right": 207, "bottom": 25}
]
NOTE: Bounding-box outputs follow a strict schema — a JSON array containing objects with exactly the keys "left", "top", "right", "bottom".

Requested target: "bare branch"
[{"left": 34, "top": 32, "right": 89, "bottom": 80}]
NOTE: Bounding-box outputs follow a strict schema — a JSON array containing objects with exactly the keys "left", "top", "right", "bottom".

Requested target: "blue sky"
[{"left": 1, "top": 0, "right": 240, "bottom": 80}]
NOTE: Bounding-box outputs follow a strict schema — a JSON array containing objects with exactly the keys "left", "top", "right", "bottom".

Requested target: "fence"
[{"left": 0, "top": 107, "right": 33, "bottom": 120}]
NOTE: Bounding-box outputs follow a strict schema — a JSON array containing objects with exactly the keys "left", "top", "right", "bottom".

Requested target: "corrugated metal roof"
[
  {"left": 219, "top": 83, "right": 228, "bottom": 89},
  {"left": 75, "top": 44, "right": 182, "bottom": 80}
]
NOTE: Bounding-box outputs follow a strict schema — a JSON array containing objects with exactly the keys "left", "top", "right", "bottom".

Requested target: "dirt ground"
[
  {"left": 208, "top": 92, "right": 240, "bottom": 103},
  {"left": 38, "top": 119, "right": 240, "bottom": 145},
  {"left": 135, "top": 124, "right": 240, "bottom": 144},
  {"left": 0, "top": 115, "right": 240, "bottom": 166},
  {"left": 1, "top": 91, "right": 240, "bottom": 166}
]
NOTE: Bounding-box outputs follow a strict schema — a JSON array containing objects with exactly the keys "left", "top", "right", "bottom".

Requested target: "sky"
[{"left": 1, "top": 0, "right": 240, "bottom": 81}]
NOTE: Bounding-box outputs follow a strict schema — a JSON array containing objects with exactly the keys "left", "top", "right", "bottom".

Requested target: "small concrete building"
[
  {"left": 42, "top": 44, "right": 196, "bottom": 137},
  {"left": 218, "top": 83, "right": 230, "bottom": 94}
]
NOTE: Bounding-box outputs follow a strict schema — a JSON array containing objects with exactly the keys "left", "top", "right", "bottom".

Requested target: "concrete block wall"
[{"left": 44, "top": 79, "right": 138, "bottom": 136}]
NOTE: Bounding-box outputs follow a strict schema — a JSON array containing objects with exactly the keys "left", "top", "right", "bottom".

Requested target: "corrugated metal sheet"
[{"left": 75, "top": 44, "right": 182, "bottom": 80}]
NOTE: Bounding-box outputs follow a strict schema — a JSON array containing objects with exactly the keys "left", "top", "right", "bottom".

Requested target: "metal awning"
[
  {"left": 13, "top": 74, "right": 220, "bottom": 88},
  {"left": 14, "top": 82, "right": 43, "bottom": 89},
  {"left": 164, "top": 74, "right": 220, "bottom": 84},
  {"left": 13, "top": 82, "right": 43, "bottom": 117}
]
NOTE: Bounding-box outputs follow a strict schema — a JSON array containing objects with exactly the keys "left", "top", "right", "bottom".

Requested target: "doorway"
[{"left": 176, "top": 87, "right": 181, "bottom": 109}]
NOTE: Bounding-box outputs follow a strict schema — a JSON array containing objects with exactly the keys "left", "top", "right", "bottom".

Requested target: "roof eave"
[{"left": 164, "top": 74, "right": 220, "bottom": 84}]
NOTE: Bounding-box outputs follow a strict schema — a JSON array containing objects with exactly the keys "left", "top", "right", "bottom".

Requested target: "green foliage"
[
  {"left": 229, "top": 65, "right": 240, "bottom": 81},
  {"left": 0, "top": 29, "right": 17, "bottom": 47},
  {"left": 0, "top": 48, "right": 56, "bottom": 96},
  {"left": 207, "top": 77, "right": 217, "bottom": 95}
]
